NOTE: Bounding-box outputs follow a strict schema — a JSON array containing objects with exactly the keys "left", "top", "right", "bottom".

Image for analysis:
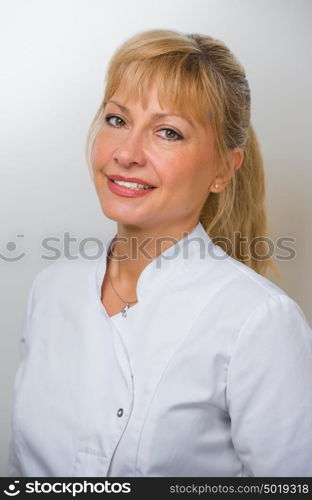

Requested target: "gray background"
[{"left": 1, "top": 0, "right": 311, "bottom": 476}]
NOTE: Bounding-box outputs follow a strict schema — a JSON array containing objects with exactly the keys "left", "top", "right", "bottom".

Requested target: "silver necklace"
[{"left": 108, "top": 273, "right": 138, "bottom": 317}]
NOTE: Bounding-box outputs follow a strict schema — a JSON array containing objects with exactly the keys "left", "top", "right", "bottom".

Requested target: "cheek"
[
  {"left": 160, "top": 155, "right": 213, "bottom": 194},
  {"left": 92, "top": 133, "right": 114, "bottom": 169}
]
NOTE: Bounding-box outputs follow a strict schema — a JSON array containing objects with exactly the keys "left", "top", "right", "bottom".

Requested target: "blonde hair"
[{"left": 86, "top": 29, "right": 279, "bottom": 278}]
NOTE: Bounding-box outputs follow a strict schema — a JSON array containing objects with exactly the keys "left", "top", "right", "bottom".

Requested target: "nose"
[{"left": 112, "top": 130, "right": 147, "bottom": 168}]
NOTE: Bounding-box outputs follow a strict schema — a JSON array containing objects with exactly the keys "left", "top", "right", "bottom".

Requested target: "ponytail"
[{"left": 200, "top": 125, "right": 279, "bottom": 278}]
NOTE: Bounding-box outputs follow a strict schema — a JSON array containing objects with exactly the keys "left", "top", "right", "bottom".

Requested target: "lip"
[
  {"left": 106, "top": 174, "right": 156, "bottom": 188},
  {"left": 107, "top": 177, "right": 157, "bottom": 198}
]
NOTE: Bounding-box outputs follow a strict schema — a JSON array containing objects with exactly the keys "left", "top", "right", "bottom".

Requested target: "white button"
[{"left": 117, "top": 408, "right": 123, "bottom": 417}]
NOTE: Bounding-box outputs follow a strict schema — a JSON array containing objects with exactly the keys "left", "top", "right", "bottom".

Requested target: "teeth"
[{"left": 112, "top": 179, "right": 153, "bottom": 190}]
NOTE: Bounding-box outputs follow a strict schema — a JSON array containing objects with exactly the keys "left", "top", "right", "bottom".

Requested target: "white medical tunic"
[{"left": 8, "top": 222, "right": 312, "bottom": 477}]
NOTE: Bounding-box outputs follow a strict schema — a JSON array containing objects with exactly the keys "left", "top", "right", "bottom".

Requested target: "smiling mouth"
[
  {"left": 106, "top": 177, "right": 157, "bottom": 198},
  {"left": 111, "top": 179, "right": 155, "bottom": 191}
]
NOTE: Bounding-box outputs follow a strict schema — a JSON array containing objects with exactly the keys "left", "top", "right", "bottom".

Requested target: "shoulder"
[
  {"left": 219, "top": 256, "right": 311, "bottom": 326},
  {"left": 217, "top": 254, "right": 286, "bottom": 302},
  {"left": 186, "top": 241, "right": 310, "bottom": 331},
  {"left": 221, "top": 258, "right": 312, "bottom": 370},
  {"left": 29, "top": 247, "right": 102, "bottom": 307}
]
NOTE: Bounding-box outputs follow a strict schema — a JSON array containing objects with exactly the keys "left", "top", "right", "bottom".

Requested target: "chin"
[{"left": 100, "top": 204, "right": 150, "bottom": 228}]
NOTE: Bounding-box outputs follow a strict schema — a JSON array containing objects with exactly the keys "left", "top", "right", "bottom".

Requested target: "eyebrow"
[{"left": 106, "top": 99, "right": 194, "bottom": 128}]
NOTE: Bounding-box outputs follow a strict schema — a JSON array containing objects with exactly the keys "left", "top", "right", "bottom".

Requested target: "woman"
[{"left": 8, "top": 29, "right": 312, "bottom": 477}]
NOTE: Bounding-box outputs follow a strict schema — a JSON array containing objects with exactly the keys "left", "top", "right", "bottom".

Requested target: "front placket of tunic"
[
  {"left": 106, "top": 306, "right": 141, "bottom": 476},
  {"left": 106, "top": 309, "right": 136, "bottom": 475},
  {"left": 72, "top": 272, "right": 134, "bottom": 476}
]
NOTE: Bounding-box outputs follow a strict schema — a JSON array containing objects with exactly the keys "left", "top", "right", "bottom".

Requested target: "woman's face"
[{"left": 92, "top": 84, "right": 219, "bottom": 231}]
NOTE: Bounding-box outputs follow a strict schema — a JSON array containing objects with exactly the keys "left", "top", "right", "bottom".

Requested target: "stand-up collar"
[{"left": 95, "top": 221, "right": 221, "bottom": 300}]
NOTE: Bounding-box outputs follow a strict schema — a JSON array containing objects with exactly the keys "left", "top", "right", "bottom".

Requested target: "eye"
[
  {"left": 157, "top": 128, "right": 184, "bottom": 141},
  {"left": 104, "top": 115, "right": 126, "bottom": 128},
  {"left": 104, "top": 115, "right": 183, "bottom": 142}
]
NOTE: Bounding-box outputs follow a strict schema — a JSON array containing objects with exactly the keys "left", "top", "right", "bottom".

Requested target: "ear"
[{"left": 210, "top": 148, "right": 244, "bottom": 193}]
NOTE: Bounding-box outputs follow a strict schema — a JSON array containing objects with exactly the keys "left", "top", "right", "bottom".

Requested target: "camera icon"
[{"left": 4, "top": 480, "right": 20, "bottom": 496}]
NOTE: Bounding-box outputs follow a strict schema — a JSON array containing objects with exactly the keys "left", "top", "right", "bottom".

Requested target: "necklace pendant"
[{"left": 122, "top": 303, "right": 129, "bottom": 317}]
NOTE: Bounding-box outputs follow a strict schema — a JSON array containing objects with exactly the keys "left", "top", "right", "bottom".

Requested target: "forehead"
[
  {"left": 106, "top": 64, "right": 212, "bottom": 128},
  {"left": 108, "top": 86, "right": 194, "bottom": 124}
]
